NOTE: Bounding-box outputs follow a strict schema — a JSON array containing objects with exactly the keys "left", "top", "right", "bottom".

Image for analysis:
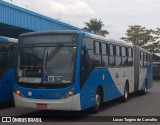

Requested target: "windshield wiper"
[{"left": 46, "top": 44, "right": 63, "bottom": 61}]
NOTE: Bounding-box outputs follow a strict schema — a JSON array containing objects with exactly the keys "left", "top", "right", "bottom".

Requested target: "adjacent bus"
[
  {"left": 14, "top": 30, "right": 152, "bottom": 113},
  {"left": 0, "top": 36, "right": 17, "bottom": 102}
]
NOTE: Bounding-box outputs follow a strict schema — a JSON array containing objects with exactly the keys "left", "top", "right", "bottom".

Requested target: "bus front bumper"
[{"left": 13, "top": 93, "right": 81, "bottom": 111}]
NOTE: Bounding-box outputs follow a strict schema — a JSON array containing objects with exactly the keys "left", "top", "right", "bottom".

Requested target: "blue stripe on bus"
[{"left": 80, "top": 68, "right": 122, "bottom": 110}]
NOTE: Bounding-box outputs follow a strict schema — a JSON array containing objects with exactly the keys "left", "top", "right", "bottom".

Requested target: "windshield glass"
[{"left": 17, "top": 45, "right": 77, "bottom": 84}]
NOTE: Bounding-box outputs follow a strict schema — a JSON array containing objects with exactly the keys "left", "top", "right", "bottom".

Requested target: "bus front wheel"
[{"left": 91, "top": 89, "right": 102, "bottom": 113}]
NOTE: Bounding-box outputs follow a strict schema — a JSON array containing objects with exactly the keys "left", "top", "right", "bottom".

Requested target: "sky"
[{"left": 4, "top": 0, "right": 160, "bottom": 40}]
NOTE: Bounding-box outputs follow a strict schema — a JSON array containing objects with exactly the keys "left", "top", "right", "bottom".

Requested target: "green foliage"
[
  {"left": 121, "top": 25, "right": 154, "bottom": 46},
  {"left": 121, "top": 25, "right": 160, "bottom": 53},
  {"left": 83, "top": 18, "right": 109, "bottom": 36}
]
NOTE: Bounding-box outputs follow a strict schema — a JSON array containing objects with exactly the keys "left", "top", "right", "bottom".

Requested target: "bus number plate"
[{"left": 36, "top": 103, "right": 48, "bottom": 109}]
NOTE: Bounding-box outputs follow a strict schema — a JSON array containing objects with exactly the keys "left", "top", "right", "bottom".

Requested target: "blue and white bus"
[
  {"left": 14, "top": 30, "right": 152, "bottom": 113},
  {"left": 0, "top": 36, "right": 17, "bottom": 102}
]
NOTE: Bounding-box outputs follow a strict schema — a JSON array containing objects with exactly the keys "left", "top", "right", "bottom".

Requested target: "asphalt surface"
[{"left": 0, "top": 82, "right": 160, "bottom": 125}]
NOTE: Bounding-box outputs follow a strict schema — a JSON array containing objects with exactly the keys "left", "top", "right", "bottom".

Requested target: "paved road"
[{"left": 0, "top": 82, "right": 160, "bottom": 125}]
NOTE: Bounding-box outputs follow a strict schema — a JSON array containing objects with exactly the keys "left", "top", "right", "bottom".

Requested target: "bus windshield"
[{"left": 17, "top": 45, "right": 77, "bottom": 84}]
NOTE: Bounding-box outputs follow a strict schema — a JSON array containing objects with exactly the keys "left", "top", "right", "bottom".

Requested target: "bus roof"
[
  {"left": 19, "top": 30, "right": 80, "bottom": 37},
  {"left": 0, "top": 36, "right": 18, "bottom": 43},
  {"left": 19, "top": 30, "right": 133, "bottom": 47},
  {"left": 83, "top": 31, "right": 133, "bottom": 47}
]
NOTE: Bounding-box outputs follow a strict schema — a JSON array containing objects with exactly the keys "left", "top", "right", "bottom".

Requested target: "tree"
[
  {"left": 144, "top": 28, "right": 160, "bottom": 53},
  {"left": 121, "top": 25, "right": 160, "bottom": 53},
  {"left": 121, "top": 25, "right": 154, "bottom": 47},
  {"left": 83, "top": 18, "right": 109, "bottom": 36}
]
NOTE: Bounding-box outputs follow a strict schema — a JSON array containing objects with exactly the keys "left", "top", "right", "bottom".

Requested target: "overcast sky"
[{"left": 4, "top": 0, "right": 160, "bottom": 40}]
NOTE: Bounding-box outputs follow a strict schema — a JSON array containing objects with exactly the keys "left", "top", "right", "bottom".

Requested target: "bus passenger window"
[
  {"left": 109, "top": 44, "right": 115, "bottom": 66},
  {"left": 128, "top": 48, "right": 133, "bottom": 66},
  {"left": 144, "top": 53, "right": 147, "bottom": 68},
  {"left": 101, "top": 43, "right": 108, "bottom": 67},
  {"left": 102, "top": 43, "right": 107, "bottom": 55},
  {"left": 121, "top": 46, "right": 128, "bottom": 66},
  {"left": 94, "top": 41, "right": 100, "bottom": 55},
  {"left": 94, "top": 41, "right": 101, "bottom": 67},
  {"left": 115, "top": 45, "right": 121, "bottom": 67},
  {"left": 140, "top": 51, "right": 144, "bottom": 67}
]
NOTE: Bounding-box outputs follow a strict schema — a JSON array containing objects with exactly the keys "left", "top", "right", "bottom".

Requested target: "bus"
[
  {"left": 0, "top": 36, "right": 17, "bottom": 102},
  {"left": 14, "top": 30, "right": 152, "bottom": 113}
]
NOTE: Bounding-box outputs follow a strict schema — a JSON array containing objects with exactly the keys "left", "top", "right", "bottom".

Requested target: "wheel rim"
[{"left": 96, "top": 93, "right": 101, "bottom": 106}]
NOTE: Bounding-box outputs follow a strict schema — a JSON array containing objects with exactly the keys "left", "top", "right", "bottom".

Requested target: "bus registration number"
[{"left": 36, "top": 103, "right": 48, "bottom": 109}]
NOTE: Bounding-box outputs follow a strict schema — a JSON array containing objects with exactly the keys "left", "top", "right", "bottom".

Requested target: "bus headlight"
[
  {"left": 63, "top": 88, "right": 74, "bottom": 98},
  {"left": 15, "top": 88, "right": 24, "bottom": 97},
  {"left": 15, "top": 88, "right": 21, "bottom": 95}
]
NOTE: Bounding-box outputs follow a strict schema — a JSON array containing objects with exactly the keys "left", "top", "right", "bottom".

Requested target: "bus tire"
[
  {"left": 122, "top": 83, "right": 129, "bottom": 102},
  {"left": 91, "top": 88, "right": 102, "bottom": 113}
]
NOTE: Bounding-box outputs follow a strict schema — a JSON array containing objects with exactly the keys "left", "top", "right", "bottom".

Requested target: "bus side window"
[
  {"left": 115, "top": 45, "right": 121, "bottom": 67},
  {"left": 94, "top": 41, "right": 101, "bottom": 67},
  {"left": 140, "top": 51, "right": 144, "bottom": 67},
  {"left": 121, "top": 46, "right": 128, "bottom": 66},
  {"left": 109, "top": 44, "right": 115, "bottom": 67},
  {"left": 128, "top": 48, "right": 133, "bottom": 66},
  {"left": 101, "top": 42, "right": 108, "bottom": 67},
  {"left": 144, "top": 53, "right": 147, "bottom": 68}
]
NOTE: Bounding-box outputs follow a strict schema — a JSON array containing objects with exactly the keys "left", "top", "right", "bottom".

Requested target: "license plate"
[{"left": 36, "top": 103, "right": 48, "bottom": 109}]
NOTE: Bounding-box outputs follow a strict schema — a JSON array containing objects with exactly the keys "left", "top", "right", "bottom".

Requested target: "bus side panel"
[
  {"left": 80, "top": 68, "right": 122, "bottom": 110},
  {"left": 140, "top": 63, "right": 153, "bottom": 90},
  {"left": 0, "top": 68, "right": 14, "bottom": 102},
  {"left": 139, "top": 68, "right": 147, "bottom": 90}
]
